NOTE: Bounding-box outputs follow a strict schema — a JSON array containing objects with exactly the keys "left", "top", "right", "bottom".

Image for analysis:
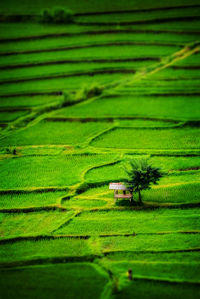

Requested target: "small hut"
[{"left": 109, "top": 182, "right": 133, "bottom": 202}]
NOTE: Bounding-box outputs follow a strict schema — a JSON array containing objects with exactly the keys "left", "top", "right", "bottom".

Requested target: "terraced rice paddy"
[{"left": 0, "top": 1, "right": 200, "bottom": 298}]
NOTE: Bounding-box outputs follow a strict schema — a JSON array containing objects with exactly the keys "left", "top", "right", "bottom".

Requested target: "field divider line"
[
  {"left": 86, "top": 125, "right": 117, "bottom": 148},
  {"left": 120, "top": 274, "right": 200, "bottom": 285},
  {"left": 0, "top": 41, "right": 180, "bottom": 57},
  {"left": 75, "top": 4, "right": 200, "bottom": 16},
  {"left": 87, "top": 146, "right": 200, "bottom": 156},
  {"left": 0, "top": 254, "right": 101, "bottom": 269},
  {"left": 64, "top": 155, "right": 122, "bottom": 205},
  {"left": 1, "top": 231, "right": 200, "bottom": 245},
  {"left": 0, "top": 205, "right": 69, "bottom": 213},
  {"left": 152, "top": 181, "right": 200, "bottom": 189},
  {"left": 0, "top": 186, "right": 69, "bottom": 194},
  {"left": 104, "top": 41, "right": 200, "bottom": 91},
  {"left": 87, "top": 201, "right": 200, "bottom": 211},
  {"left": 0, "top": 234, "right": 91, "bottom": 245},
  {"left": 0, "top": 57, "right": 160, "bottom": 71},
  {"left": 0, "top": 68, "right": 137, "bottom": 85},
  {"left": 76, "top": 16, "right": 200, "bottom": 27},
  {"left": 51, "top": 210, "right": 82, "bottom": 234},
  {"left": 1, "top": 27, "right": 200, "bottom": 44},
  {"left": 44, "top": 115, "right": 180, "bottom": 124},
  {"left": 103, "top": 248, "right": 200, "bottom": 256}
]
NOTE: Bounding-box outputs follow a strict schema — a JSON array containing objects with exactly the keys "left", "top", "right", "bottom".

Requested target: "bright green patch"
[
  {"left": 0, "top": 238, "right": 93, "bottom": 263},
  {"left": 55, "top": 209, "right": 200, "bottom": 235},
  {"left": 101, "top": 233, "right": 200, "bottom": 252},
  {"left": 0, "top": 154, "right": 116, "bottom": 189},
  {"left": 91, "top": 127, "right": 200, "bottom": 149},
  {"left": 59, "top": 95, "right": 200, "bottom": 120},
  {"left": 63, "top": 198, "right": 107, "bottom": 209},
  {"left": 0, "top": 210, "right": 74, "bottom": 239},
  {"left": 0, "top": 191, "right": 66, "bottom": 209}
]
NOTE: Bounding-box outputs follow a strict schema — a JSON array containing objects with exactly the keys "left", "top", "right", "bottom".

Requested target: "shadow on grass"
[{"left": 115, "top": 199, "right": 141, "bottom": 207}]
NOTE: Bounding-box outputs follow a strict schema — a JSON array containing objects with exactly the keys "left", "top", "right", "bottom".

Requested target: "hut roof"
[{"left": 109, "top": 182, "right": 127, "bottom": 190}]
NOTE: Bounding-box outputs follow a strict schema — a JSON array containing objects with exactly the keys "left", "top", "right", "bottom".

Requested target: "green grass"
[
  {"left": 63, "top": 198, "right": 107, "bottom": 209},
  {"left": 104, "top": 251, "right": 200, "bottom": 262},
  {"left": 0, "top": 238, "right": 93, "bottom": 263},
  {"left": 147, "top": 67, "right": 200, "bottom": 80},
  {"left": 85, "top": 156, "right": 200, "bottom": 184},
  {"left": 0, "top": 210, "right": 74, "bottom": 239},
  {"left": 149, "top": 156, "right": 200, "bottom": 171},
  {"left": 0, "top": 1, "right": 199, "bottom": 297},
  {"left": 0, "top": 120, "right": 111, "bottom": 146},
  {"left": 0, "top": 61, "right": 154, "bottom": 82},
  {"left": 91, "top": 127, "right": 200, "bottom": 149},
  {"left": 100, "top": 259, "right": 200, "bottom": 282},
  {"left": 1, "top": 0, "right": 198, "bottom": 14},
  {"left": 143, "top": 183, "right": 200, "bottom": 204},
  {"left": 100, "top": 233, "right": 200, "bottom": 252},
  {"left": 0, "top": 263, "right": 108, "bottom": 299},
  {"left": 133, "top": 19, "right": 200, "bottom": 31},
  {"left": 118, "top": 79, "right": 200, "bottom": 94},
  {"left": 0, "top": 32, "right": 197, "bottom": 56},
  {"left": 0, "top": 154, "right": 117, "bottom": 189},
  {"left": 55, "top": 209, "right": 200, "bottom": 235},
  {"left": 173, "top": 52, "right": 200, "bottom": 66},
  {"left": 0, "top": 95, "right": 62, "bottom": 108},
  {"left": 114, "top": 278, "right": 200, "bottom": 299},
  {"left": 0, "top": 110, "right": 28, "bottom": 122},
  {"left": 0, "top": 191, "right": 66, "bottom": 209},
  {"left": 0, "top": 73, "right": 125, "bottom": 95},
  {"left": 57, "top": 95, "right": 200, "bottom": 120},
  {"left": 0, "top": 23, "right": 103, "bottom": 39},
  {"left": 77, "top": 6, "right": 200, "bottom": 24},
  {"left": 0, "top": 44, "right": 180, "bottom": 67},
  {"left": 115, "top": 120, "right": 180, "bottom": 127}
]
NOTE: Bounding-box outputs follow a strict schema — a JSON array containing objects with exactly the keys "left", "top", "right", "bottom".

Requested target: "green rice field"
[{"left": 0, "top": 1, "right": 200, "bottom": 298}]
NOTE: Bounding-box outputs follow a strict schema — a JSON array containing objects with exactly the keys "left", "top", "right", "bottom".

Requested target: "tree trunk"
[
  {"left": 138, "top": 190, "right": 142, "bottom": 205},
  {"left": 130, "top": 191, "right": 134, "bottom": 205}
]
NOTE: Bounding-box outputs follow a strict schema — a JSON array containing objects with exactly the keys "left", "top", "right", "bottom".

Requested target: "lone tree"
[{"left": 123, "top": 158, "right": 164, "bottom": 205}]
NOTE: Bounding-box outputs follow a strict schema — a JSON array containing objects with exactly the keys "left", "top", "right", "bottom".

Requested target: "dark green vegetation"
[
  {"left": 0, "top": 1, "right": 200, "bottom": 298},
  {"left": 123, "top": 158, "right": 164, "bottom": 204}
]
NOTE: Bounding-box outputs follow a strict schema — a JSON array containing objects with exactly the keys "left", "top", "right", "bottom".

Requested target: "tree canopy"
[{"left": 123, "top": 158, "right": 164, "bottom": 205}]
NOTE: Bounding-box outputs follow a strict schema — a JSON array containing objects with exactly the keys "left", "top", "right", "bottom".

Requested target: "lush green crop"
[
  {"left": 0, "top": 210, "right": 74, "bottom": 239},
  {"left": 58, "top": 95, "right": 200, "bottom": 120},
  {"left": 0, "top": 238, "right": 93, "bottom": 262},
  {"left": 0, "top": 263, "right": 108, "bottom": 299},
  {"left": 143, "top": 182, "right": 200, "bottom": 203},
  {"left": 0, "top": 95, "right": 62, "bottom": 108},
  {"left": 0, "top": 1, "right": 199, "bottom": 298},
  {"left": 0, "top": 32, "right": 197, "bottom": 55},
  {"left": 0, "top": 154, "right": 117, "bottom": 189},
  {"left": 56, "top": 209, "right": 200, "bottom": 235},
  {"left": 0, "top": 61, "right": 153, "bottom": 82},
  {"left": 100, "top": 233, "right": 200, "bottom": 252},
  {"left": 85, "top": 156, "right": 200, "bottom": 183},
  {"left": 0, "top": 73, "right": 123, "bottom": 95},
  {"left": 101, "top": 258, "right": 200, "bottom": 282},
  {"left": 1, "top": 0, "right": 198, "bottom": 14},
  {"left": 91, "top": 127, "right": 200, "bottom": 149},
  {"left": 114, "top": 277, "right": 200, "bottom": 299},
  {"left": 77, "top": 6, "right": 200, "bottom": 24},
  {"left": 0, "top": 120, "right": 111, "bottom": 146},
  {"left": 0, "top": 110, "right": 28, "bottom": 122},
  {"left": 0, "top": 191, "right": 66, "bottom": 209},
  {"left": 0, "top": 44, "right": 180, "bottom": 67}
]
